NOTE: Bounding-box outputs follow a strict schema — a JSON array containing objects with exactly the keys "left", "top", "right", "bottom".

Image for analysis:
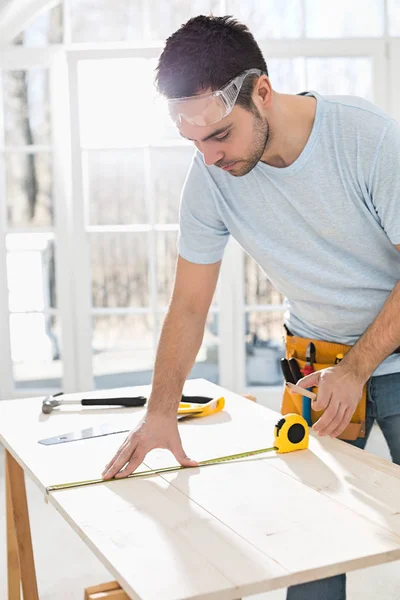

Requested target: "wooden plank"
[
  {"left": 5, "top": 451, "right": 39, "bottom": 600},
  {"left": 6, "top": 453, "right": 20, "bottom": 600},
  {"left": 0, "top": 388, "right": 154, "bottom": 493},
  {"left": 89, "top": 591, "right": 130, "bottom": 600},
  {"left": 264, "top": 434, "right": 400, "bottom": 536},
  {"left": 50, "top": 443, "right": 400, "bottom": 600},
  {"left": 85, "top": 581, "right": 130, "bottom": 599},
  {"left": 2, "top": 379, "right": 400, "bottom": 600},
  {"left": 85, "top": 581, "right": 122, "bottom": 595},
  {"left": 52, "top": 474, "right": 288, "bottom": 600}
]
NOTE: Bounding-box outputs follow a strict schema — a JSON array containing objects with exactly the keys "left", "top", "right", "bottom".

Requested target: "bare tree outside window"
[{"left": 90, "top": 233, "right": 150, "bottom": 309}]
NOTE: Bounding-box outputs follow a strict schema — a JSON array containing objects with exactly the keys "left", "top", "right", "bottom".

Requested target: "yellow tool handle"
[{"left": 177, "top": 396, "right": 225, "bottom": 417}]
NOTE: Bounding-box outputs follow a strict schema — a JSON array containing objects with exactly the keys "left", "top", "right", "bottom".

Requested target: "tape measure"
[
  {"left": 274, "top": 413, "right": 309, "bottom": 453},
  {"left": 46, "top": 413, "right": 309, "bottom": 494}
]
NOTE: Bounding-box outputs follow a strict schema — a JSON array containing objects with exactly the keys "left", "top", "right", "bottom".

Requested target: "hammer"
[
  {"left": 42, "top": 392, "right": 147, "bottom": 414},
  {"left": 41, "top": 393, "right": 214, "bottom": 414}
]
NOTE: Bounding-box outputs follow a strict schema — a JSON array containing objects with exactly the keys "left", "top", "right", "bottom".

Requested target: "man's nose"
[{"left": 201, "top": 145, "right": 224, "bottom": 167}]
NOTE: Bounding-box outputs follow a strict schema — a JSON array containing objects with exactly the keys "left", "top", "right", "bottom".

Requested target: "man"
[{"left": 102, "top": 15, "right": 400, "bottom": 600}]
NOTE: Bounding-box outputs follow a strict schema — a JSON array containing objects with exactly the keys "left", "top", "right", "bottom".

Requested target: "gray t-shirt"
[{"left": 178, "top": 92, "right": 400, "bottom": 377}]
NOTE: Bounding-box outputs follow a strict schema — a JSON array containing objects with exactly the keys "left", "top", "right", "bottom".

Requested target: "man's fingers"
[
  {"left": 296, "top": 372, "right": 320, "bottom": 390},
  {"left": 319, "top": 404, "right": 348, "bottom": 437},
  {"left": 102, "top": 441, "right": 129, "bottom": 475},
  {"left": 114, "top": 450, "right": 146, "bottom": 479},
  {"left": 170, "top": 443, "right": 198, "bottom": 467},
  {"left": 312, "top": 386, "right": 332, "bottom": 412},
  {"left": 102, "top": 442, "right": 138, "bottom": 480},
  {"left": 312, "top": 397, "right": 338, "bottom": 434},
  {"left": 329, "top": 407, "right": 353, "bottom": 438}
]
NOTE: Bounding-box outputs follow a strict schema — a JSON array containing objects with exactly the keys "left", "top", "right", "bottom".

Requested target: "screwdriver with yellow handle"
[{"left": 46, "top": 413, "right": 309, "bottom": 493}]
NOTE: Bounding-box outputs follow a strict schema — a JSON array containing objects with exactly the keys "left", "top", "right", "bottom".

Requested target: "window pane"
[
  {"left": 306, "top": 58, "right": 372, "bottom": 99},
  {"left": 305, "top": 0, "right": 384, "bottom": 38},
  {"left": 86, "top": 150, "right": 147, "bottom": 225},
  {"left": 12, "top": 4, "right": 63, "bottom": 46},
  {"left": 11, "top": 313, "right": 62, "bottom": 389},
  {"left": 92, "top": 314, "right": 154, "bottom": 389},
  {"left": 149, "top": 1, "right": 221, "bottom": 40},
  {"left": 5, "top": 152, "right": 53, "bottom": 227},
  {"left": 245, "top": 311, "right": 285, "bottom": 386},
  {"left": 90, "top": 233, "right": 150, "bottom": 308},
  {"left": 3, "top": 69, "right": 51, "bottom": 146},
  {"left": 151, "top": 147, "right": 193, "bottom": 224},
  {"left": 226, "top": 0, "right": 302, "bottom": 40},
  {"left": 70, "top": 0, "right": 143, "bottom": 43},
  {"left": 7, "top": 233, "right": 57, "bottom": 311},
  {"left": 388, "top": 0, "right": 400, "bottom": 36},
  {"left": 245, "top": 254, "right": 284, "bottom": 306},
  {"left": 78, "top": 58, "right": 167, "bottom": 147},
  {"left": 267, "top": 58, "right": 306, "bottom": 94}
]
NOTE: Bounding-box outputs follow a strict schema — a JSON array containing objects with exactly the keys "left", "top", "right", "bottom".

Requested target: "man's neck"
[{"left": 260, "top": 93, "right": 317, "bottom": 168}]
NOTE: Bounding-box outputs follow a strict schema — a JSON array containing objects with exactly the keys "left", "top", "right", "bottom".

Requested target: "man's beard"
[
  {"left": 217, "top": 112, "right": 270, "bottom": 177},
  {"left": 234, "top": 112, "right": 270, "bottom": 176}
]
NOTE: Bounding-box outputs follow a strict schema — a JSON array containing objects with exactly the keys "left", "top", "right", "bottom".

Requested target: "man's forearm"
[
  {"left": 147, "top": 305, "right": 206, "bottom": 415},
  {"left": 341, "top": 281, "right": 400, "bottom": 382}
]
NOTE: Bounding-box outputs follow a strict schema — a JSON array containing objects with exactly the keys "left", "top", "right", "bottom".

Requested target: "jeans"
[{"left": 286, "top": 372, "right": 400, "bottom": 600}]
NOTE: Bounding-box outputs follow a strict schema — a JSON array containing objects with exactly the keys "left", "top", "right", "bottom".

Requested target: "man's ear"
[{"left": 254, "top": 75, "right": 272, "bottom": 110}]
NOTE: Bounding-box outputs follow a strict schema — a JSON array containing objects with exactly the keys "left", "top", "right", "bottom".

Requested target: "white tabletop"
[{"left": 1, "top": 378, "right": 400, "bottom": 600}]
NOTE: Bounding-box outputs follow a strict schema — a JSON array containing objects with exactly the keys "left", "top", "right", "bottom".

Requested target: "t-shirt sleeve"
[
  {"left": 370, "top": 120, "right": 400, "bottom": 245},
  {"left": 178, "top": 154, "right": 230, "bottom": 264}
]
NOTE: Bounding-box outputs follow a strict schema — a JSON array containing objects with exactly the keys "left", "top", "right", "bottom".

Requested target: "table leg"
[
  {"left": 6, "top": 452, "right": 20, "bottom": 600},
  {"left": 6, "top": 450, "right": 39, "bottom": 600}
]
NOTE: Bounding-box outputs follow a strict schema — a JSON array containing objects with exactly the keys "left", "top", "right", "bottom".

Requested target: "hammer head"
[{"left": 42, "top": 396, "right": 63, "bottom": 414}]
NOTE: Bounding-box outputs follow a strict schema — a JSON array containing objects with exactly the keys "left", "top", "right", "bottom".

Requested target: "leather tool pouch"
[{"left": 281, "top": 329, "right": 366, "bottom": 440}]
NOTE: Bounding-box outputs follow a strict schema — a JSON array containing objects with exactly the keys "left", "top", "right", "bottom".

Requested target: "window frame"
[{"left": 0, "top": 19, "right": 397, "bottom": 402}]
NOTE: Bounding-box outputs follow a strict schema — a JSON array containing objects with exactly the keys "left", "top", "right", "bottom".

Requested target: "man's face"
[{"left": 178, "top": 104, "right": 270, "bottom": 177}]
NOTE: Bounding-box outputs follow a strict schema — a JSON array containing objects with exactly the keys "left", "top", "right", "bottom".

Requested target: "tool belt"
[{"left": 281, "top": 329, "right": 366, "bottom": 441}]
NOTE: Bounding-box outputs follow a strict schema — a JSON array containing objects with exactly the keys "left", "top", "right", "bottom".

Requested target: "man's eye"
[{"left": 216, "top": 132, "right": 230, "bottom": 141}]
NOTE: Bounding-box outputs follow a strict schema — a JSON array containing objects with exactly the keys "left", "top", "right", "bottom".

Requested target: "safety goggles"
[{"left": 167, "top": 68, "right": 264, "bottom": 127}]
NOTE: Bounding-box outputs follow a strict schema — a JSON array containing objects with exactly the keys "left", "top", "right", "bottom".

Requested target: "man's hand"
[
  {"left": 102, "top": 413, "right": 198, "bottom": 480},
  {"left": 295, "top": 364, "right": 364, "bottom": 438}
]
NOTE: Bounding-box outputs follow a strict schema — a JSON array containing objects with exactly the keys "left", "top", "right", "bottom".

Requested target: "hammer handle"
[
  {"left": 81, "top": 397, "right": 147, "bottom": 407},
  {"left": 80, "top": 395, "right": 213, "bottom": 407},
  {"left": 58, "top": 394, "right": 212, "bottom": 408}
]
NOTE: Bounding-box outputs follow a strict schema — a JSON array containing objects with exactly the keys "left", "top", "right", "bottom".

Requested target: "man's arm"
[
  {"left": 102, "top": 256, "right": 221, "bottom": 479},
  {"left": 147, "top": 256, "right": 221, "bottom": 415},
  {"left": 297, "top": 244, "right": 400, "bottom": 438},
  {"left": 339, "top": 254, "right": 400, "bottom": 384}
]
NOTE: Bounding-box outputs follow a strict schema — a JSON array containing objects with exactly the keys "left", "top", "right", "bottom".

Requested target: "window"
[
  {"left": 1, "top": 60, "right": 63, "bottom": 394},
  {"left": 12, "top": 5, "right": 63, "bottom": 46},
  {"left": 0, "top": 0, "right": 397, "bottom": 400},
  {"left": 71, "top": 53, "right": 219, "bottom": 389}
]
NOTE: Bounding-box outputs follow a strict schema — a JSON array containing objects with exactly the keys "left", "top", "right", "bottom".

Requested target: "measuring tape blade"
[
  {"left": 46, "top": 446, "right": 277, "bottom": 494},
  {"left": 45, "top": 413, "right": 309, "bottom": 494}
]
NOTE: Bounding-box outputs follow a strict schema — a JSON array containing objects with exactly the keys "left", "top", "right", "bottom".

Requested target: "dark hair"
[{"left": 155, "top": 15, "right": 268, "bottom": 112}]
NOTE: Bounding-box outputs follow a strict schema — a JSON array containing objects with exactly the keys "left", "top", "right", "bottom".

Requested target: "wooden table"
[{"left": 2, "top": 378, "right": 400, "bottom": 600}]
